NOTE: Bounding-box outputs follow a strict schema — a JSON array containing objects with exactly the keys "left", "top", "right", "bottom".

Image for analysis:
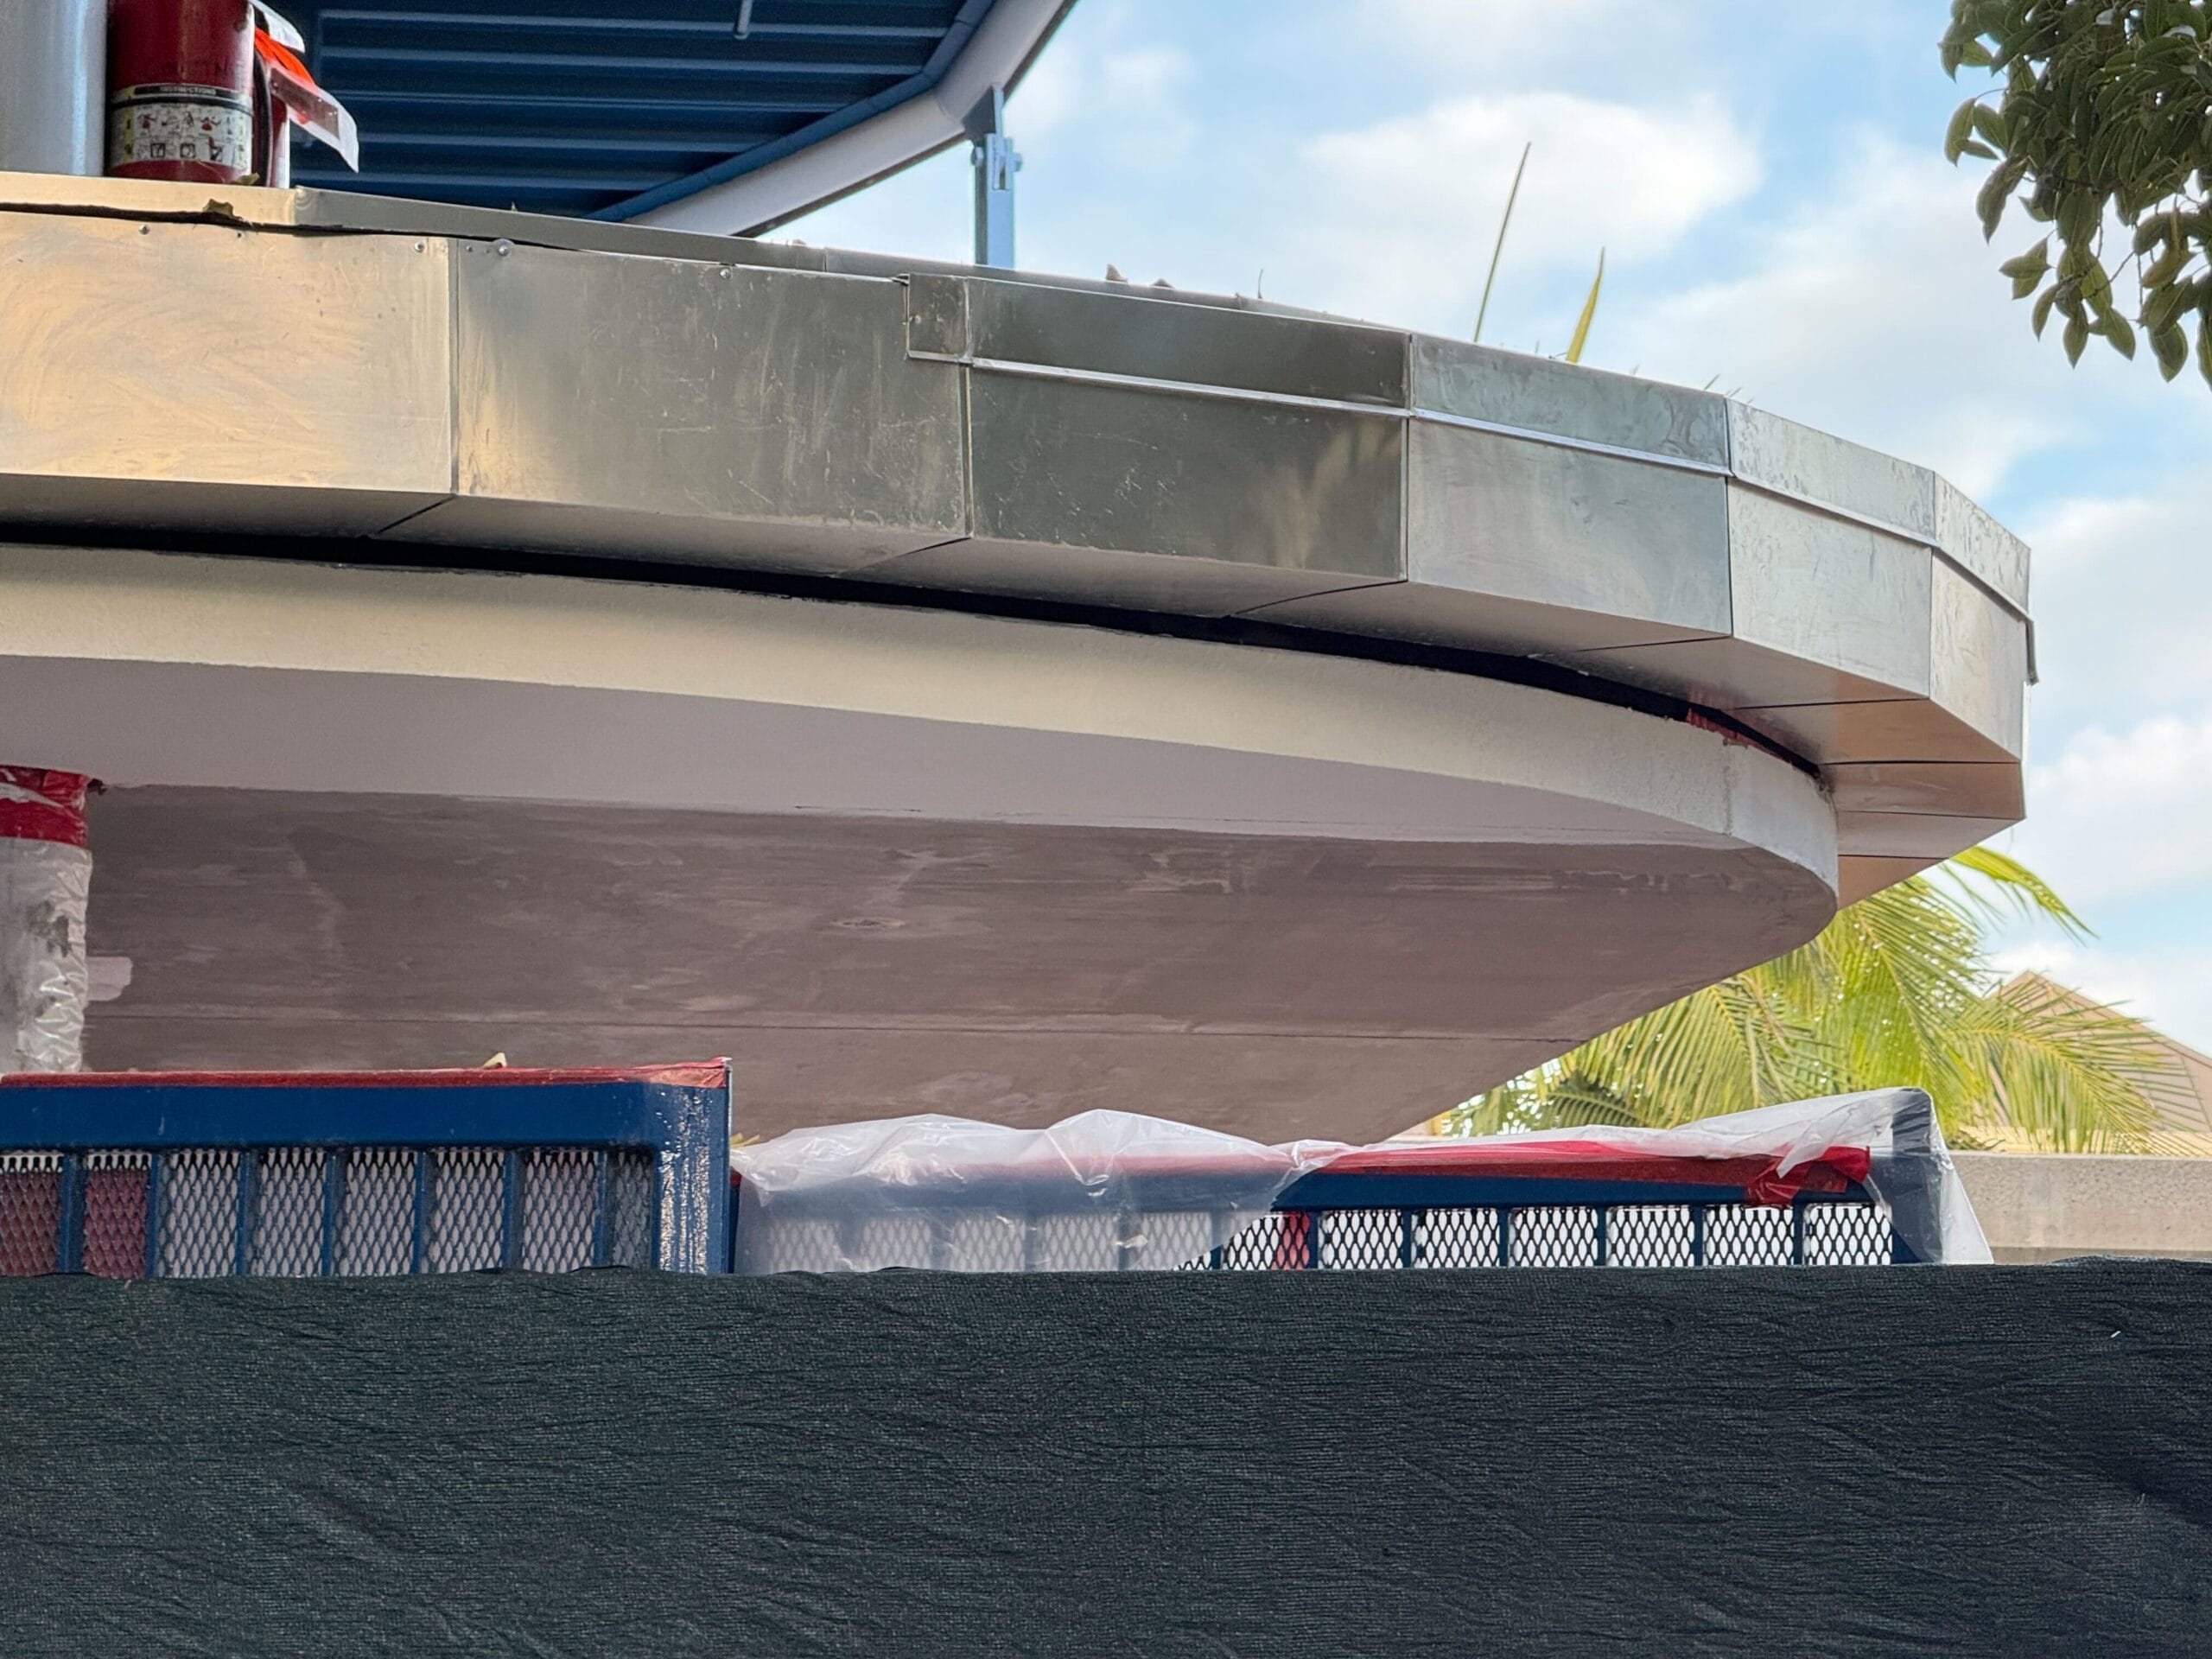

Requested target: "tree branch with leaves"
[{"left": 1942, "top": 1, "right": 2212, "bottom": 384}]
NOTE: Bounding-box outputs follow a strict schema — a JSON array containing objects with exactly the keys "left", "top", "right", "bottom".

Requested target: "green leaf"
[
  {"left": 2065, "top": 312, "right": 2091, "bottom": 363},
  {"left": 2032, "top": 283, "right": 2060, "bottom": 336},
  {"left": 2153, "top": 320, "right": 2190, "bottom": 378},
  {"left": 1945, "top": 99, "right": 1981, "bottom": 162},
  {"left": 1976, "top": 161, "right": 2021, "bottom": 239},
  {"left": 2101, "top": 313, "right": 2139, "bottom": 358},
  {"left": 2146, "top": 278, "right": 2190, "bottom": 334},
  {"left": 2200, "top": 315, "right": 2212, "bottom": 385},
  {"left": 1999, "top": 238, "right": 2051, "bottom": 298},
  {"left": 2056, "top": 189, "right": 2101, "bottom": 245},
  {"left": 2143, "top": 238, "right": 2193, "bottom": 289}
]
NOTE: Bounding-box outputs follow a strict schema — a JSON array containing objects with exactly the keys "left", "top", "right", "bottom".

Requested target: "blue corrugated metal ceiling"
[{"left": 278, "top": 0, "right": 996, "bottom": 219}]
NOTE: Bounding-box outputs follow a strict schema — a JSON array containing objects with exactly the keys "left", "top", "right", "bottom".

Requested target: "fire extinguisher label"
[{"left": 108, "top": 85, "right": 253, "bottom": 172}]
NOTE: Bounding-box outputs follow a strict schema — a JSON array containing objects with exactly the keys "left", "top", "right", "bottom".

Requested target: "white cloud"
[
  {"left": 2004, "top": 714, "right": 2212, "bottom": 912},
  {"left": 1287, "top": 92, "right": 1759, "bottom": 330},
  {"left": 1605, "top": 137, "right": 2131, "bottom": 494},
  {"left": 2017, "top": 480, "right": 2212, "bottom": 737},
  {"left": 1357, "top": 0, "right": 1644, "bottom": 71},
  {"left": 1017, "top": 44, "right": 1195, "bottom": 143},
  {"left": 1096, "top": 47, "right": 1193, "bottom": 108}
]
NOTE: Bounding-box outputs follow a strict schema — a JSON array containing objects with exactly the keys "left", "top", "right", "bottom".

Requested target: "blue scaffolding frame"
[{"left": 0, "top": 1065, "right": 733, "bottom": 1276}]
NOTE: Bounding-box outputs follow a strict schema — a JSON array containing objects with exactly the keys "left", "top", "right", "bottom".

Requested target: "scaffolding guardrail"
[{"left": 0, "top": 1063, "right": 732, "bottom": 1276}]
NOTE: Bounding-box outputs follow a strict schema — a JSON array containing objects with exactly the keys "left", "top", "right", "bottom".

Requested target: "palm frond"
[
  {"left": 1435, "top": 848, "right": 2182, "bottom": 1154},
  {"left": 1564, "top": 250, "right": 1605, "bottom": 365},
  {"left": 1472, "top": 142, "right": 1531, "bottom": 347},
  {"left": 1942, "top": 844, "right": 2094, "bottom": 939}
]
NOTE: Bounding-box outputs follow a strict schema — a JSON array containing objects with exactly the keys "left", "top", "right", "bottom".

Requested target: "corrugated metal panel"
[{"left": 281, "top": 0, "right": 982, "bottom": 216}]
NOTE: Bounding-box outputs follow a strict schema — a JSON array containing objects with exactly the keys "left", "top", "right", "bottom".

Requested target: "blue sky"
[{"left": 785, "top": 0, "right": 2212, "bottom": 1046}]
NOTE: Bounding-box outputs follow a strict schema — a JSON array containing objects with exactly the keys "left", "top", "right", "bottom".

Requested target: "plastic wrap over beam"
[
  {"left": 730, "top": 1110, "right": 1338, "bottom": 1273},
  {"left": 730, "top": 1090, "right": 1989, "bottom": 1271},
  {"left": 0, "top": 770, "right": 92, "bottom": 1075},
  {"left": 1344, "top": 1089, "right": 1992, "bottom": 1266}
]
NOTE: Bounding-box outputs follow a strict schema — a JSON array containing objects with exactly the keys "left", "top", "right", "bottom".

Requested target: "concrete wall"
[{"left": 1954, "top": 1152, "right": 2212, "bottom": 1263}]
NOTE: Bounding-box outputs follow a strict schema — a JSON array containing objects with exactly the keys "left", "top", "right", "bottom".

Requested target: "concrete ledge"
[{"left": 1954, "top": 1151, "right": 2212, "bottom": 1262}]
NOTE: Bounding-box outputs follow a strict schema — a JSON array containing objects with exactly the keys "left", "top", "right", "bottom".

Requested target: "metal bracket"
[{"left": 966, "top": 86, "right": 1020, "bottom": 269}]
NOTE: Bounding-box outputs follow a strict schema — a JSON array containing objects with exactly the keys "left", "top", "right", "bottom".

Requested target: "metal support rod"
[
  {"left": 968, "top": 85, "right": 1020, "bottom": 269},
  {"left": 499, "top": 1149, "right": 524, "bottom": 1269},
  {"left": 591, "top": 1150, "right": 613, "bottom": 1268},
  {"left": 319, "top": 1149, "right": 346, "bottom": 1277},
  {"left": 143, "top": 1155, "right": 165, "bottom": 1279},
  {"left": 57, "top": 1154, "right": 85, "bottom": 1274},
  {"left": 232, "top": 1150, "right": 259, "bottom": 1276},
  {"left": 410, "top": 1149, "right": 433, "bottom": 1274}
]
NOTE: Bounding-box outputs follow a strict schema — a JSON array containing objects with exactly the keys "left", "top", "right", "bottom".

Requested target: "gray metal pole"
[
  {"left": 969, "top": 85, "right": 1019, "bottom": 269},
  {"left": 0, "top": 0, "right": 108, "bottom": 178}
]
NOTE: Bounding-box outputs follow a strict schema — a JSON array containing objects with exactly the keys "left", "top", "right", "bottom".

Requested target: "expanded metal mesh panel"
[
  {"left": 522, "top": 1149, "right": 606, "bottom": 1274},
  {"left": 0, "top": 1151, "right": 61, "bottom": 1276},
  {"left": 428, "top": 1148, "right": 506, "bottom": 1274},
  {"left": 159, "top": 1150, "right": 245, "bottom": 1278},
  {"left": 1204, "top": 1201, "right": 1897, "bottom": 1272},
  {"left": 752, "top": 1217, "right": 842, "bottom": 1274},
  {"left": 0, "top": 1146, "right": 658, "bottom": 1279},
  {"left": 608, "top": 1153, "right": 656, "bottom": 1268},
  {"left": 1801, "top": 1200, "right": 1896, "bottom": 1267},
  {"left": 1137, "top": 1211, "right": 1218, "bottom": 1269},
  {"left": 947, "top": 1213, "right": 1028, "bottom": 1272},
  {"left": 252, "top": 1149, "right": 327, "bottom": 1278},
  {"left": 1210, "top": 1213, "right": 1311, "bottom": 1272},
  {"left": 338, "top": 1149, "right": 419, "bottom": 1277},
  {"left": 733, "top": 1196, "right": 1904, "bottom": 1274},
  {"left": 1705, "top": 1203, "right": 1796, "bottom": 1267}
]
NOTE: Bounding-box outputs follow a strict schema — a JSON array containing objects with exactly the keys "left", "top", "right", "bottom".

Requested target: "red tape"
[{"left": 0, "top": 769, "right": 91, "bottom": 849}]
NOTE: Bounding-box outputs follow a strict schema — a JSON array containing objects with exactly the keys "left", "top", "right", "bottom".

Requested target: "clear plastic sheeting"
[
  {"left": 1428, "top": 1088, "right": 1990, "bottom": 1265},
  {"left": 730, "top": 1110, "right": 1338, "bottom": 1274},
  {"left": 730, "top": 1089, "right": 1989, "bottom": 1273},
  {"left": 0, "top": 770, "right": 93, "bottom": 1076}
]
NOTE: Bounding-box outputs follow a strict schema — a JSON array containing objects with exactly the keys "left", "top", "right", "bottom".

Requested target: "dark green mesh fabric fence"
[{"left": 3, "top": 1262, "right": 2209, "bottom": 1655}]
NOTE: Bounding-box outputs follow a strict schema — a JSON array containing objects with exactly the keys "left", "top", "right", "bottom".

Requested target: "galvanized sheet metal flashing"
[{"left": 0, "top": 179, "right": 2032, "bottom": 880}]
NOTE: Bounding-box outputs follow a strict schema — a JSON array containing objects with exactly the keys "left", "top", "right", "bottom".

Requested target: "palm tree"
[{"left": 1436, "top": 848, "right": 2192, "bottom": 1153}]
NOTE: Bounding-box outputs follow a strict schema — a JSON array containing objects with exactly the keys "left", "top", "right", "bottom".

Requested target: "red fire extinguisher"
[
  {"left": 105, "top": 3, "right": 359, "bottom": 187},
  {"left": 105, "top": 0, "right": 257, "bottom": 184}
]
